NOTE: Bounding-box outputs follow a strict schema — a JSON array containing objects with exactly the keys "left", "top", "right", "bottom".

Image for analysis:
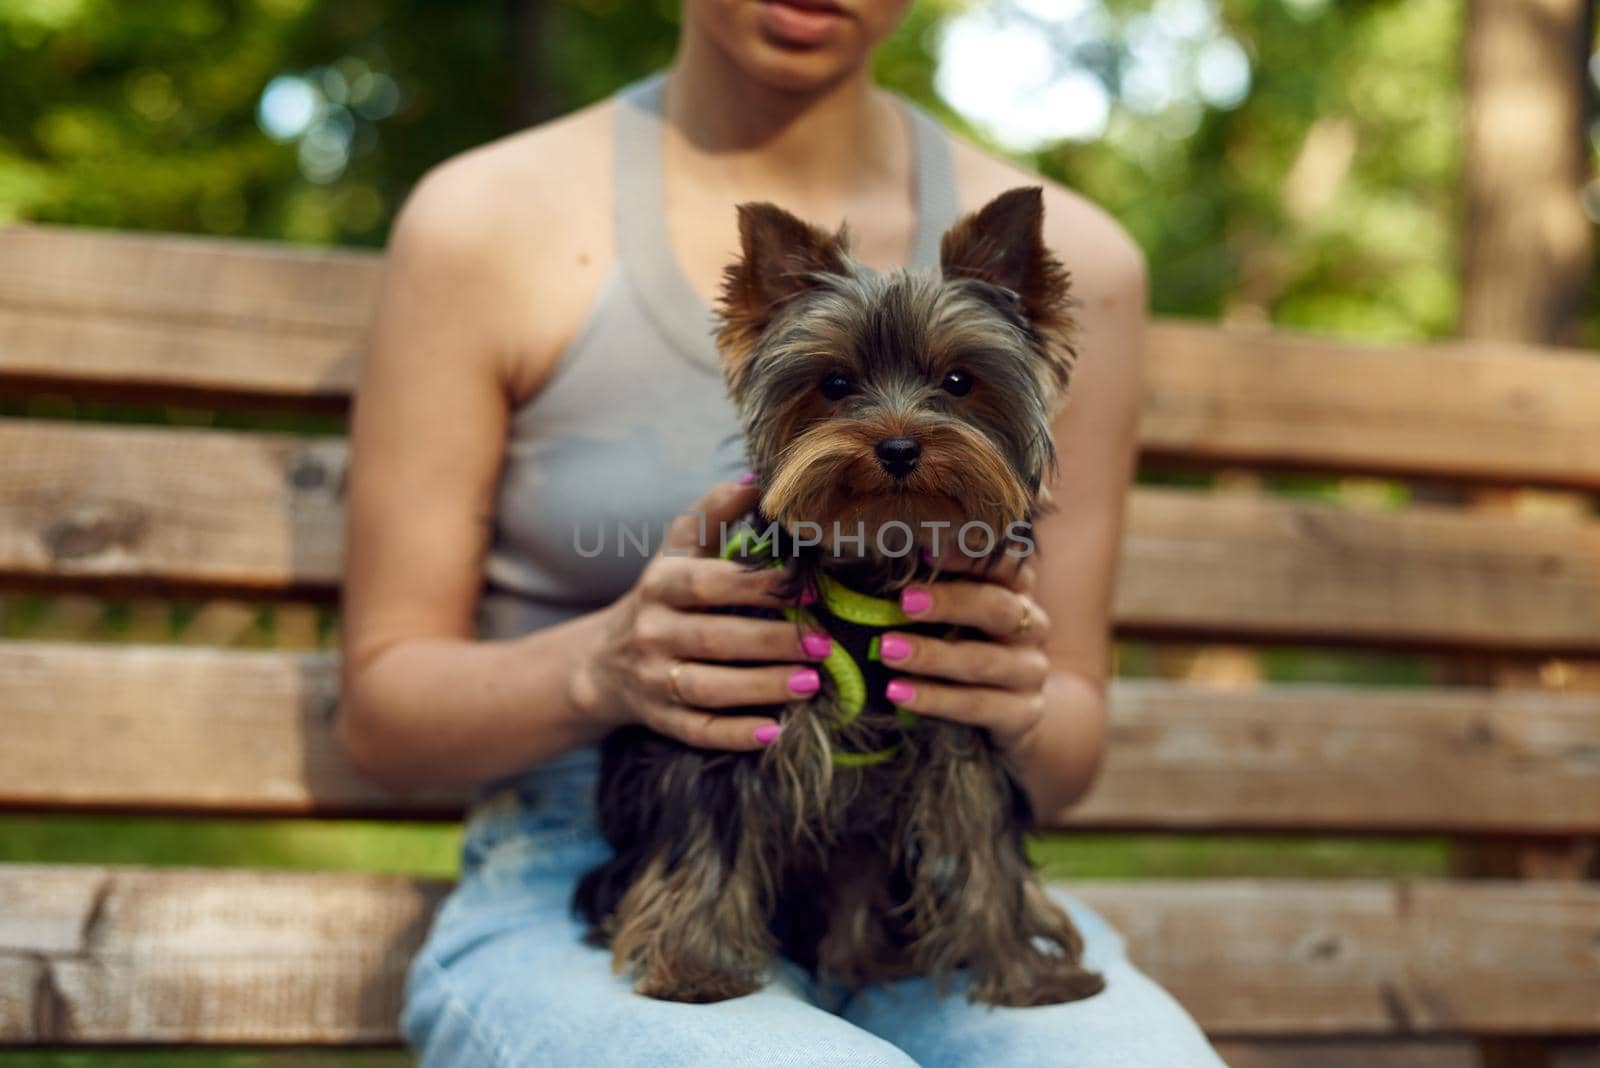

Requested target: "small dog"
[{"left": 574, "top": 187, "right": 1105, "bottom": 1007}]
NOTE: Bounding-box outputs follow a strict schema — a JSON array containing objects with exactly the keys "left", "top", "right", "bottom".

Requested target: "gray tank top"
[{"left": 476, "top": 69, "right": 962, "bottom": 661}]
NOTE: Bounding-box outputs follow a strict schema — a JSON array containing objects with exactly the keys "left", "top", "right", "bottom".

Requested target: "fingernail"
[
  {"left": 901, "top": 587, "right": 932, "bottom": 614},
  {"left": 753, "top": 724, "right": 782, "bottom": 745},
  {"left": 886, "top": 679, "right": 916, "bottom": 704},
  {"left": 880, "top": 634, "right": 912, "bottom": 661},
  {"left": 798, "top": 587, "right": 818, "bottom": 606},
  {"left": 801, "top": 632, "right": 833, "bottom": 658},
  {"left": 738, "top": 470, "right": 757, "bottom": 486},
  {"left": 788, "top": 668, "right": 821, "bottom": 696}
]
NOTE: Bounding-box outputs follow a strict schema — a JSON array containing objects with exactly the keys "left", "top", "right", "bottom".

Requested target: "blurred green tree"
[{"left": 0, "top": 0, "right": 1576, "bottom": 343}]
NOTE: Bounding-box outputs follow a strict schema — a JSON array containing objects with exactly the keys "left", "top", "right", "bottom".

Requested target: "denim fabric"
[{"left": 402, "top": 759, "right": 1227, "bottom": 1067}]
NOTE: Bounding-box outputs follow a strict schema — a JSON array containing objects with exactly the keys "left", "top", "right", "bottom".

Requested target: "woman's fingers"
[
  {"left": 652, "top": 613, "right": 831, "bottom": 664},
  {"left": 897, "top": 581, "right": 1049, "bottom": 644},
  {"left": 657, "top": 660, "right": 822, "bottom": 709},
  {"left": 641, "top": 555, "right": 789, "bottom": 610},
  {"left": 881, "top": 675, "right": 1043, "bottom": 745},
  {"left": 641, "top": 659, "right": 824, "bottom": 750},
  {"left": 875, "top": 631, "right": 1048, "bottom": 691},
  {"left": 928, "top": 550, "right": 1036, "bottom": 593},
  {"left": 645, "top": 707, "right": 781, "bottom": 752},
  {"left": 663, "top": 478, "right": 759, "bottom": 557}
]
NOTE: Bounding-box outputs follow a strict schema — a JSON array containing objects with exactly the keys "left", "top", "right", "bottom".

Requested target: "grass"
[
  {"left": 1028, "top": 831, "right": 1450, "bottom": 880},
  {"left": 0, "top": 815, "right": 461, "bottom": 877},
  {"left": 1, "top": 814, "right": 1448, "bottom": 883}
]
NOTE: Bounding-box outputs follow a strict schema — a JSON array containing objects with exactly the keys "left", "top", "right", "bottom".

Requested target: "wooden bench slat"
[
  {"left": 0, "top": 418, "right": 345, "bottom": 596},
  {"left": 1142, "top": 321, "right": 1600, "bottom": 488},
  {"left": 1211, "top": 1041, "right": 1484, "bottom": 1067},
  {"left": 2, "top": 865, "right": 1596, "bottom": 1041},
  {"left": 4, "top": 641, "right": 1598, "bottom": 834},
  {"left": 0, "top": 304, "right": 360, "bottom": 407},
  {"left": 8, "top": 417, "right": 1600, "bottom": 651},
  {"left": 0, "top": 225, "right": 381, "bottom": 333},
  {"left": 9, "top": 225, "right": 1600, "bottom": 489}
]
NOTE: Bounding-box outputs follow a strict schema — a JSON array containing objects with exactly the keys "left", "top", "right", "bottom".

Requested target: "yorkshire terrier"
[{"left": 574, "top": 187, "right": 1104, "bottom": 1007}]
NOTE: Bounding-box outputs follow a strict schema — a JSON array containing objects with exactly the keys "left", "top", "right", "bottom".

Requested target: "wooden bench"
[{"left": 2, "top": 222, "right": 1598, "bottom": 1066}]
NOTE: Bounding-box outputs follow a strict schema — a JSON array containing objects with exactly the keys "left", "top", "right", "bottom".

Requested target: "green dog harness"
[{"left": 722, "top": 526, "right": 922, "bottom": 767}]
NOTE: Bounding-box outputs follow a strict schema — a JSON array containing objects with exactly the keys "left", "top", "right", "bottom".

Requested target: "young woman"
[{"left": 338, "top": 1, "right": 1225, "bottom": 1063}]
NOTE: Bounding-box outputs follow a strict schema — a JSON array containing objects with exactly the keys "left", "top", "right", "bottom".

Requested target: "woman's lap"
[
  {"left": 402, "top": 828, "right": 914, "bottom": 1067},
  {"left": 404, "top": 772, "right": 1225, "bottom": 1067}
]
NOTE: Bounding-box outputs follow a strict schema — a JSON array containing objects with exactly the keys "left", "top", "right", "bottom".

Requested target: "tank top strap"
[
  {"left": 901, "top": 100, "right": 962, "bottom": 270},
  {"left": 609, "top": 70, "right": 965, "bottom": 365},
  {"left": 613, "top": 71, "right": 720, "bottom": 371}
]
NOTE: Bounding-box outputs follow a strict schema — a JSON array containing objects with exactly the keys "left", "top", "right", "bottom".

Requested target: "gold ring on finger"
[
  {"left": 666, "top": 661, "right": 689, "bottom": 705},
  {"left": 1014, "top": 602, "right": 1035, "bottom": 639}
]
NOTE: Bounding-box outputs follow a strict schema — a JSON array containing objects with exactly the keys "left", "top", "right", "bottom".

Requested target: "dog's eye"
[
  {"left": 819, "top": 373, "right": 854, "bottom": 401},
  {"left": 940, "top": 369, "right": 975, "bottom": 397}
]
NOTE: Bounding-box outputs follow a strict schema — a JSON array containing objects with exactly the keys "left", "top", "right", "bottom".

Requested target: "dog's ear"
[
  {"left": 941, "top": 186, "right": 1075, "bottom": 399},
  {"left": 717, "top": 202, "right": 849, "bottom": 395}
]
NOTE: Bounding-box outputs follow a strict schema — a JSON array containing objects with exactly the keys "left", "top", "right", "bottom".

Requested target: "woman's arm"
[
  {"left": 1010, "top": 217, "right": 1148, "bottom": 813},
  {"left": 338, "top": 158, "right": 821, "bottom": 793},
  {"left": 336, "top": 161, "right": 609, "bottom": 791}
]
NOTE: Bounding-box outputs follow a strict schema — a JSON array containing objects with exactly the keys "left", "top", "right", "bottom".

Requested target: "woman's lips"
[{"left": 759, "top": 0, "right": 848, "bottom": 48}]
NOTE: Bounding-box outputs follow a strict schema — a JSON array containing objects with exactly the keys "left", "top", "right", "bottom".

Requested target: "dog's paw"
[
  {"left": 970, "top": 958, "right": 1106, "bottom": 1007},
  {"left": 633, "top": 967, "right": 763, "bottom": 1004}
]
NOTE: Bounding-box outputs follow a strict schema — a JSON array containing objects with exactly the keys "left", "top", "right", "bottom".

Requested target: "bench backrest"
[{"left": 2, "top": 224, "right": 1597, "bottom": 1061}]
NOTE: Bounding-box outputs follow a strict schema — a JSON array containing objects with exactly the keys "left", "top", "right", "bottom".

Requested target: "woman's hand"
[
  {"left": 570, "top": 479, "right": 832, "bottom": 751},
  {"left": 876, "top": 552, "right": 1053, "bottom": 755}
]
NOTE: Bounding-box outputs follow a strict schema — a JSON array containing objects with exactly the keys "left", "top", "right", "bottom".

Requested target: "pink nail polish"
[
  {"left": 801, "top": 632, "right": 833, "bottom": 658},
  {"left": 754, "top": 724, "right": 782, "bottom": 745},
  {"left": 738, "top": 470, "right": 757, "bottom": 486},
  {"left": 886, "top": 679, "right": 916, "bottom": 704},
  {"left": 798, "top": 587, "right": 819, "bottom": 606},
  {"left": 901, "top": 587, "right": 932, "bottom": 614},
  {"left": 880, "top": 634, "right": 912, "bottom": 661},
  {"left": 788, "top": 668, "right": 821, "bottom": 696}
]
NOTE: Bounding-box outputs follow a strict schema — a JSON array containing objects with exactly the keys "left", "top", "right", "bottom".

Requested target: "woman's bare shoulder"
[
  {"left": 390, "top": 97, "right": 614, "bottom": 267},
  {"left": 947, "top": 136, "right": 1146, "bottom": 310},
  {"left": 382, "top": 98, "right": 619, "bottom": 397}
]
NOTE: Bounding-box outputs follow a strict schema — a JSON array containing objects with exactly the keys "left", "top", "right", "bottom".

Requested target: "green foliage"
[
  {"left": 1, "top": 0, "right": 1472, "bottom": 339},
  {"left": 1032, "top": 0, "right": 1463, "bottom": 338},
  {"left": 0, "top": 0, "right": 511, "bottom": 244}
]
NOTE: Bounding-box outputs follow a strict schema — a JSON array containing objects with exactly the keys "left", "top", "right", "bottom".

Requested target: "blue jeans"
[{"left": 402, "top": 754, "right": 1227, "bottom": 1067}]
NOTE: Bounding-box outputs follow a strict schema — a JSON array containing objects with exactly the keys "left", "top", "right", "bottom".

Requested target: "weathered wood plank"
[
  {"left": 0, "top": 419, "right": 344, "bottom": 596},
  {"left": 1141, "top": 321, "right": 1600, "bottom": 488},
  {"left": 9, "top": 226, "right": 1600, "bottom": 488},
  {"left": 0, "top": 866, "right": 445, "bottom": 1045},
  {"left": 1212, "top": 1039, "right": 1483, "bottom": 1067},
  {"left": 1, "top": 867, "right": 1596, "bottom": 1041},
  {"left": 3, "top": 642, "right": 1598, "bottom": 834},
  {"left": 0, "top": 643, "right": 455, "bottom": 816},
  {"left": 0, "top": 224, "right": 379, "bottom": 404},
  {"left": 6, "top": 418, "right": 1600, "bottom": 651},
  {"left": 1075, "top": 679, "right": 1600, "bottom": 834},
  {"left": 1116, "top": 488, "right": 1600, "bottom": 653}
]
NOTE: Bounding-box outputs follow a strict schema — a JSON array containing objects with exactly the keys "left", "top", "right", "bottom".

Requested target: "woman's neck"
[{"left": 663, "top": 34, "right": 900, "bottom": 197}]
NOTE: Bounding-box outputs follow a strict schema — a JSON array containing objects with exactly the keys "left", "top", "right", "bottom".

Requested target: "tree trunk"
[
  {"left": 1461, "top": 0, "right": 1593, "bottom": 343},
  {"left": 1458, "top": 9, "right": 1594, "bottom": 1068}
]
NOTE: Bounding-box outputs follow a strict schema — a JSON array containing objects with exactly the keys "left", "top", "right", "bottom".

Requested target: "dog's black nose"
[{"left": 875, "top": 437, "right": 921, "bottom": 479}]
